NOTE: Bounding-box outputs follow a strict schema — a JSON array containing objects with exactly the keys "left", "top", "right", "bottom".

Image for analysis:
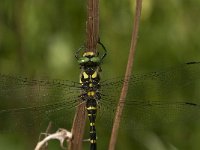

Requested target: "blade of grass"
[{"left": 108, "top": 0, "right": 142, "bottom": 150}]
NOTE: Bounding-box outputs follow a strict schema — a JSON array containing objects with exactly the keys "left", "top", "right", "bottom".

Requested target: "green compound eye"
[
  {"left": 91, "top": 57, "right": 100, "bottom": 63},
  {"left": 78, "top": 57, "right": 90, "bottom": 64}
]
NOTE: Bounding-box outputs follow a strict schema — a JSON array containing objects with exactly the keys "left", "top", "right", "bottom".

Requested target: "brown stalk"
[
  {"left": 86, "top": 0, "right": 99, "bottom": 52},
  {"left": 68, "top": 0, "right": 99, "bottom": 150},
  {"left": 108, "top": 0, "right": 142, "bottom": 150}
]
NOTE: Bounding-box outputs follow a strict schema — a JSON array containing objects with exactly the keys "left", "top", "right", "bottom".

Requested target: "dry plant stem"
[
  {"left": 86, "top": 0, "right": 99, "bottom": 52},
  {"left": 69, "top": 104, "right": 87, "bottom": 150},
  {"left": 69, "top": 0, "right": 100, "bottom": 150},
  {"left": 35, "top": 128, "right": 72, "bottom": 150},
  {"left": 108, "top": 0, "right": 142, "bottom": 150}
]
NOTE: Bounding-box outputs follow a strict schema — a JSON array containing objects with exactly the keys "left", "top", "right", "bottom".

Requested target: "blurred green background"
[{"left": 1, "top": 0, "right": 200, "bottom": 150}]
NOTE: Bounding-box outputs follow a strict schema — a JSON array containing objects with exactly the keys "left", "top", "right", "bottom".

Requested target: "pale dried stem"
[{"left": 35, "top": 128, "right": 72, "bottom": 150}]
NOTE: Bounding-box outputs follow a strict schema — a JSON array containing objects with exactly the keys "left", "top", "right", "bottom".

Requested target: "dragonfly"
[{"left": 0, "top": 45, "right": 200, "bottom": 150}]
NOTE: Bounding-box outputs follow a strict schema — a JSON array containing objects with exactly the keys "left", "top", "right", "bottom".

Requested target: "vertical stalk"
[
  {"left": 108, "top": 0, "right": 142, "bottom": 150},
  {"left": 86, "top": 0, "right": 99, "bottom": 53},
  {"left": 69, "top": 0, "right": 99, "bottom": 150},
  {"left": 69, "top": 103, "right": 86, "bottom": 150}
]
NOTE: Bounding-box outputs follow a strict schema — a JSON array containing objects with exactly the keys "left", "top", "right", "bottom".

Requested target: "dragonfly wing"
[
  {"left": 0, "top": 74, "right": 82, "bottom": 133},
  {"left": 100, "top": 62, "right": 200, "bottom": 96},
  {"left": 98, "top": 62, "right": 200, "bottom": 132}
]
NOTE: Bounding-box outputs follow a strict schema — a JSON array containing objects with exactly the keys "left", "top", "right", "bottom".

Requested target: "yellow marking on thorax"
[
  {"left": 83, "top": 52, "right": 95, "bottom": 57},
  {"left": 79, "top": 79, "right": 82, "bottom": 84},
  {"left": 89, "top": 83, "right": 93, "bottom": 87},
  {"left": 91, "top": 71, "right": 98, "bottom": 78},
  {"left": 83, "top": 72, "right": 89, "bottom": 79}
]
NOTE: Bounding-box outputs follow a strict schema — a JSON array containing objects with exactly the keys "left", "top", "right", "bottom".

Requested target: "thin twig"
[
  {"left": 108, "top": 0, "right": 142, "bottom": 150},
  {"left": 35, "top": 128, "right": 72, "bottom": 150},
  {"left": 39, "top": 121, "right": 53, "bottom": 150},
  {"left": 68, "top": 0, "right": 100, "bottom": 150}
]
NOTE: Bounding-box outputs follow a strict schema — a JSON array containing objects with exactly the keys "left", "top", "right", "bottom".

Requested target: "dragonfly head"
[{"left": 78, "top": 52, "right": 100, "bottom": 66}]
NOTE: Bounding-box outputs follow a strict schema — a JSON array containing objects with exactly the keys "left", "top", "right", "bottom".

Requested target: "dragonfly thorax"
[{"left": 80, "top": 66, "right": 101, "bottom": 82}]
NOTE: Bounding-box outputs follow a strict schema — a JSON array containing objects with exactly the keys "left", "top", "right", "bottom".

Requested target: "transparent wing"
[
  {"left": 1, "top": 62, "right": 200, "bottom": 143},
  {"left": 0, "top": 74, "right": 82, "bottom": 134},
  {"left": 101, "top": 62, "right": 200, "bottom": 93},
  {"left": 98, "top": 62, "right": 200, "bottom": 132}
]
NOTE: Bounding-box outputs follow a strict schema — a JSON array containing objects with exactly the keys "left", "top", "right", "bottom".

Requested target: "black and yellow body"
[{"left": 76, "top": 42, "right": 106, "bottom": 150}]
